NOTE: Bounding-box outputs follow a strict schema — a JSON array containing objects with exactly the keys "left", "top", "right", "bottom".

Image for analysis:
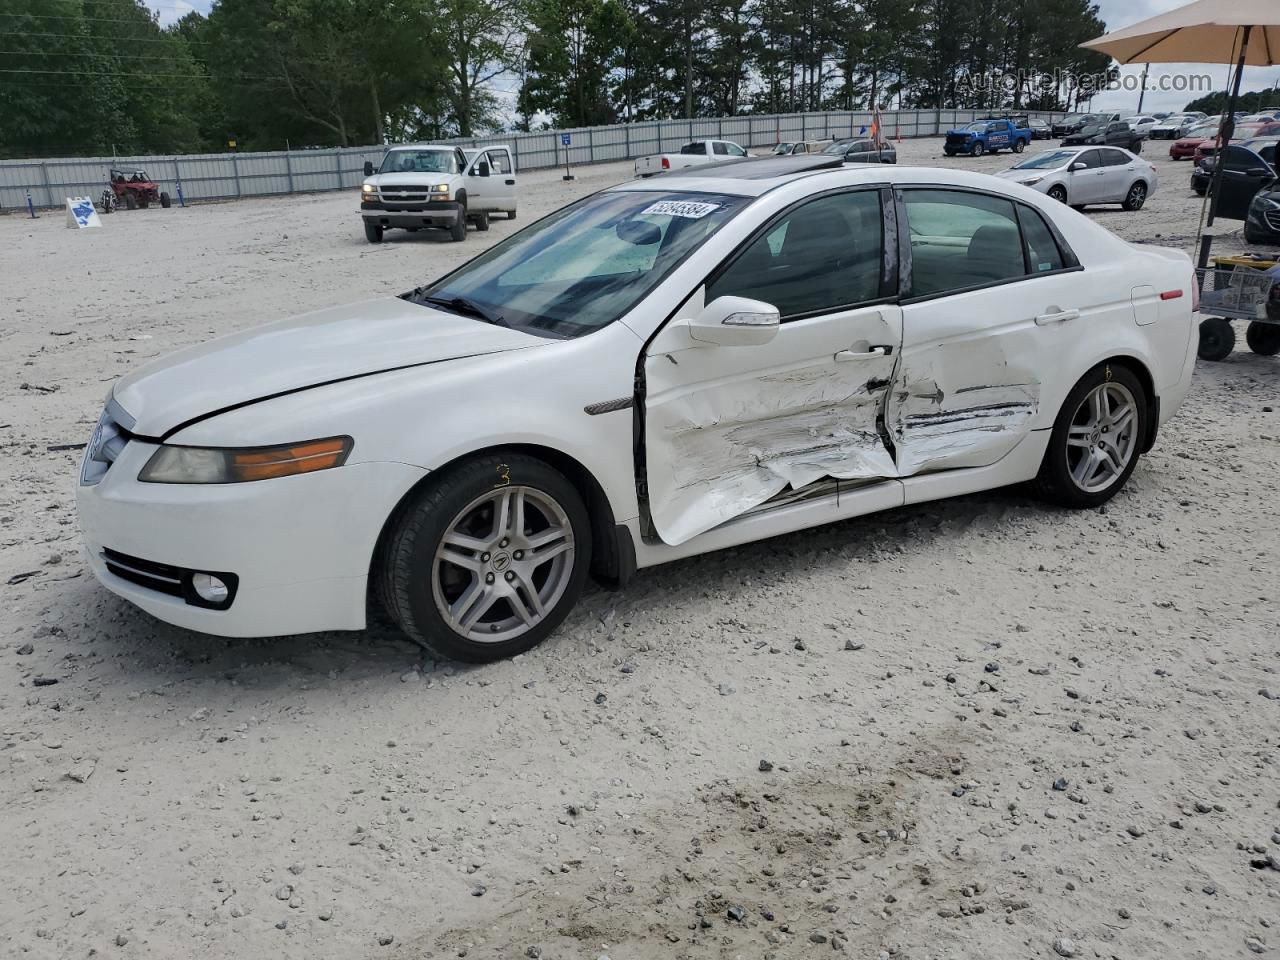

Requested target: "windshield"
[
  {"left": 1013, "top": 150, "right": 1080, "bottom": 170},
  {"left": 405, "top": 190, "right": 749, "bottom": 339},
  {"left": 821, "top": 140, "right": 852, "bottom": 155},
  {"left": 379, "top": 149, "right": 461, "bottom": 174},
  {"left": 962, "top": 122, "right": 988, "bottom": 132},
  {"left": 772, "top": 143, "right": 793, "bottom": 154}
]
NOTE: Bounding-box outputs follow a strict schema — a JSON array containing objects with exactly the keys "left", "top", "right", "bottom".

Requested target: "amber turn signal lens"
[{"left": 230, "top": 437, "right": 352, "bottom": 482}]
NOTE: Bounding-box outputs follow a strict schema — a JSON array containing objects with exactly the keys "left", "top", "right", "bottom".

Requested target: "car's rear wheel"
[
  {"left": 160, "top": 191, "right": 171, "bottom": 209},
  {"left": 1198, "top": 318, "right": 1236, "bottom": 361},
  {"left": 472, "top": 210, "right": 490, "bottom": 231},
  {"left": 1035, "top": 363, "right": 1146, "bottom": 508},
  {"left": 378, "top": 453, "right": 591, "bottom": 662},
  {"left": 1246, "top": 321, "right": 1280, "bottom": 355},
  {"left": 1122, "top": 181, "right": 1147, "bottom": 211},
  {"left": 1013, "top": 140, "right": 1025, "bottom": 153},
  {"left": 1048, "top": 184, "right": 1068, "bottom": 203},
  {"left": 506, "top": 209, "right": 517, "bottom": 220},
  {"left": 364, "top": 221, "right": 383, "bottom": 243}
]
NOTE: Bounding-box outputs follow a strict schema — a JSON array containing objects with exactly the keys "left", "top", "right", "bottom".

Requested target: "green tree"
[{"left": 519, "top": 0, "right": 627, "bottom": 127}]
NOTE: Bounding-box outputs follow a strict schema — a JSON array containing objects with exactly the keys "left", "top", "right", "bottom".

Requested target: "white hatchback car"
[
  {"left": 996, "top": 146, "right": 1159, "bottom": 210},
  {"left": 77, "top": 156, "right": 1197, "bottom": 662}
]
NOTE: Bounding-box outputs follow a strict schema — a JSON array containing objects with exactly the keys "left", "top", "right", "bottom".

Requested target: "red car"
[{"left": 1192, "top": 123, "right": 1266, "bottom": 165}]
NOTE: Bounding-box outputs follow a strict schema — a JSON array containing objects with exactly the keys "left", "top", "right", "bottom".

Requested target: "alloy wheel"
[
  {"left": 1065, "top": 382, "right": 1139, "bottom": 493},
  {"left": 1126, "top": 183, "right": 1146, "bottom": 209},
  {"left": 431, "top": 485, "right": 575, "bottom": 643}
]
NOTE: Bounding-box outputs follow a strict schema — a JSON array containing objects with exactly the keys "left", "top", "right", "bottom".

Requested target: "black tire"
[
  {"left": 1048, "top": 184, "right": 1068, "bottom": 204},
  {"left": 472, "top": 210, "right": 490, "bottom": 232},
  {"left": 971, "top": 142, "right": 985, "bottom": 157},
  {"left": 450, "top": 202, "right": 467, "bottom": 242},
  {"left": 1013, "top": 140, "right": 1025, "bottom": 153},
  {"left": 160, "top": 191, "right": 171, "bottom": 209},
  {"left": 1244, "top": 223, "right": 1264, "bottom": 244},
  {"left": 124, "top": 193, "right": 137, "bottom": 210},
  {"left": 1071, "top": 204, "right": 1086, "bottom": 211},
  {"left": 1034, "top": 362, "right": 1148, "bottom": 509},
  {"left": 1246, "top": 321, "right": 1280, "bottom": 356},
  {"left": 506, "top": 209, "right": 517, "bottom": 220},
  {"left": 1122, "top": 180, "right": 1147, "bottom": 211},
  {"left": 1198, "top": 318, "right": 1236, "bottom": 361},
  {"left": 364, "top": 220, "right": 383, "bottom": 243},
  {"left": 377, "top": 452, "right": 592, "bottom": 662},
  {"left": 944, "top": 149, "right": 955, "bottom": 157}
]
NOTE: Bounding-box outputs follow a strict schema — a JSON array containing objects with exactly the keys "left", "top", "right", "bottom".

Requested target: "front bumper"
[
  {"left": 361, "top": 199, "right": 461, "bottom": 229},
  {"left": 76, "top": 439, "right": 426, "bottom": 637},
  {"left": 1247, "top": 202, "right": 1280, "bottom": 240}
]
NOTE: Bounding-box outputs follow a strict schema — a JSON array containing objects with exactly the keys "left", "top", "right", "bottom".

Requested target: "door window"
[
  {"left": 712, "top": 142, "right": 729, "bottom": 155},
  {"left": 485, "top": 150, "right": 511, "bottom": 175},
  {"left": 1101, "top": 149, "right": 1130, "bottom": 166},
  {"left": 1075, "top": 150, "right": 1102, "bottom": 169},
  {"left": 707, "top": 190, "right": 885, "bottom": 319},
  {"left": 1016, "top": 205, "right": 1066, "bottom": 273},
  {"left": 903, "top": 190, "right": 1024, "bottom": 296},
  {"left": 726, "top": 142, "right": 747, "bottom": 157}
]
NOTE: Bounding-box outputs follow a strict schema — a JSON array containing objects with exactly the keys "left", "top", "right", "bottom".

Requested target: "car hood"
[{"left": 113, "top": 297, "right": 546, "bottom": 437}]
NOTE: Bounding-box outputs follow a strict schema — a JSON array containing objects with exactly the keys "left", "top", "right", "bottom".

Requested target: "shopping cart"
[{"left": 1196, "top": 254, "right": 1280, "bottom": 361}]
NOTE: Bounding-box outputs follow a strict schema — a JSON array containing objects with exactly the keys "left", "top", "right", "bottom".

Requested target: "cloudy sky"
[{"left": 144, "top": 0, "right": 1280, "bottom": 116}]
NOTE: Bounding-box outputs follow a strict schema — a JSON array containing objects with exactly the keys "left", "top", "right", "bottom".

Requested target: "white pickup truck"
[
  {"left": 360, "top": 143, "right": 517, "bottom": 243},
  {"left": 634, "top": 139, "right": 749, "bottom": 177}
]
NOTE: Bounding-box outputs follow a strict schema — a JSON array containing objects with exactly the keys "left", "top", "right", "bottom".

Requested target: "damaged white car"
[{"left": 77, "top": 156, "right": 1198, "bottom": 662}]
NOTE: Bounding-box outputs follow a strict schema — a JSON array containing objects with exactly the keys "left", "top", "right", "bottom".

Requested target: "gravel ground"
[{"left": 2, "top": 137, "right": 1279, "bottom": 960}]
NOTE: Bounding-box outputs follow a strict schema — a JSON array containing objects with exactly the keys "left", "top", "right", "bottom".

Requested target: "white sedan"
[
  {"left": 996, "top": 146, "right": 1159, "bottom": 210},
  {"left": 77, "top": 156, "right": 1197, "bottom": 662}
]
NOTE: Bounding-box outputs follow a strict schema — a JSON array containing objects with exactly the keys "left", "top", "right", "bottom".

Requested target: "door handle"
[
  {"left": 835, "top": 346, "right": 889, "bottom": 361},
  {"left": 1035, "top": 308, "right": 1080, "bottom": 325}
]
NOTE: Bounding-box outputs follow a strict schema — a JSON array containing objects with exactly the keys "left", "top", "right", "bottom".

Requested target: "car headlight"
[
  {"left": 1260, "top": 196, "right": 1280, "bottom": 210},
  {"left": 1020, "top": 177, "right": 1044, "bottom": 186},
  {"left": 139, "top": 437, "right": 353, "bottom": 484},
  {"left": 431, "top": 184, "right": 450, "bottom": 198},
  {"left": 361, "top": 184, "right": 377, "bottom": 197}
]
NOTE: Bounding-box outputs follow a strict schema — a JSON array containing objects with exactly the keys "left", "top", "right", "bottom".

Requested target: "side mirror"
[
  {"left": 476, "top": 161, "right": 491, "bottom": 177},
  {"left": 363, "top": 161, "right": 374, "bottom": 176},
  {"left": 687, "top": 296, "right": 780, "bottom": 347},
  {"left": 1070, "top": 162, "right": 1087, "bottom": 172}
]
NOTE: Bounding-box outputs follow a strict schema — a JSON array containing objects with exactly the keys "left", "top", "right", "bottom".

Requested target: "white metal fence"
[{"left": 0, "top": 108, "right": 1061, "bottom": 212}]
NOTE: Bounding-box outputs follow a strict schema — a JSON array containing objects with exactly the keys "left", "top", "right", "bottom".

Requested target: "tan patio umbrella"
[{"left": 1080, "top": 0, "right": 1280, "bottom": 266}]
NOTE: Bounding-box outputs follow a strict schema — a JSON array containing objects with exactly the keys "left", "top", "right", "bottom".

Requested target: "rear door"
[
  {"left": 643, "top": 188, "right": 900, "bottom": 545},
  {"left": 1098, "top": 148, "right": 1133, "bottom": 200},
  {"left": 890, "top": 189, "right": 1076, "bottom": 475},
  {"left": 1216, "top": 145, "right": 1276, "bottom": 220}
]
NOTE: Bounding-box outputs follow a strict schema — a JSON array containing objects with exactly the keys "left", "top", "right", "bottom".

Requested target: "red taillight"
[
  {"left": 1191, "top": 271, "right": 1200, "bottom": 312},
  {"left": 661, "top": 156, "right": 670, "bottom": 169},
  {"left": 1160, "top": 289, "right": 1183, "bottom": 300}
]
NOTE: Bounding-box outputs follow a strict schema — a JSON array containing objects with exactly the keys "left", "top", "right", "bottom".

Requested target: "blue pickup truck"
[{"left": 944, "top": 118, "right": 1032, "bottom": 157}]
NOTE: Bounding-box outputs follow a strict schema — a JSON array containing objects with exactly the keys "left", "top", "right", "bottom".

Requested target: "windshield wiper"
[{"left": 422, "top": 295, "right": 508, "bottom": 327}]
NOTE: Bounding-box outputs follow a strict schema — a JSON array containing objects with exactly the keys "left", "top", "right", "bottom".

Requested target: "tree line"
[{"left": 0, "top": 0, "right": 1115, "bottom": 159}]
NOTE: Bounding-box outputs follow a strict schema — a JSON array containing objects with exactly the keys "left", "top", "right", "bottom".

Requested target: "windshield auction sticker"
[{"left": 641, "top": 200, "right": 721, "bottom": 219}]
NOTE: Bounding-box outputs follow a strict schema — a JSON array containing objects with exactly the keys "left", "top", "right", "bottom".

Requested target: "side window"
[
  {"left": 726, "top": 143, "right": 747, "bottom": 157},
  {"left": 1016, "top": 204, "right": 1066, "bottom": 273},
  {"left": 1076, "top": 150, "right": 1101, "bottom": 169},
  {"left": 903, "top": 189, "right": 1024, "bottom": 297},
  {"left": 1101, "top": 149, "right": 1129, "bottom": 166},
  {"left": 486, "top": 150, "right": 510, "bottom": 175},
  {"left": 712, "top": 142, "right": 729, "bottom": 155},
  {"left": 1224, "top": 146, "right": 1262, "bottom": 171},
  {"left": 707, "top": 190, "right": 885, "bottom": 320}
]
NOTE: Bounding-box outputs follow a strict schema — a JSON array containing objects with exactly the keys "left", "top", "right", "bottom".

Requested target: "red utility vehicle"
[{"left": 100, "top": 168, "right": 171, "bottom": 213}]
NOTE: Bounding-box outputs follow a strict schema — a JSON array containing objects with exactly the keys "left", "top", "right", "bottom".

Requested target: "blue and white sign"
[
  {"left": 65, "top": 196, "right": 102, "bottom": 230},
  {"left": 561, "top": 133, "right": 571, "bottom": 146}
]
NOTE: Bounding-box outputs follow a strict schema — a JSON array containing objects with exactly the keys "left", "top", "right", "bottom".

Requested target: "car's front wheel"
[
  {"left": 364, "top": 221, "right": 383, "bottom": 243},
  {"left": 971, "top": 142, "right": 984, "bottom": 157},
  {"left": 1048, "top": 184, "right": 1068, "bottom": 203},
  {"left": 378, "top": 453, "right": 591, "bottom": 662},
  {"left": 1035, "top": 363, "right": 1147, "bottom": 508}
]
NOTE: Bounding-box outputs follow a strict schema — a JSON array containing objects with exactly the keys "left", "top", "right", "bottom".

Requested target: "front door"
[
  {"left": 890, "top": 188, "right": 1071, "bottom": 474},
  {"left": 1068, "top": 149, "right": 1107, "bottom": 203},
  {"left": 1215, "top": 146, "right": 1275, "bottom": 220},
  {"left": 477, "top": 147, "right": 516, "bottom": 210},
  {"left": 643, "top": 188, "right": 900, "bottom": 545}
]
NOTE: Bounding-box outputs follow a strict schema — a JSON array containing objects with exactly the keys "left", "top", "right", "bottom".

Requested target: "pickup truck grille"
[
  {"left": 378, "top": 185, "right": 436, "bottom": 202},
  {"left": 945, "top": 133, "right": 968, "bottom": 145}
]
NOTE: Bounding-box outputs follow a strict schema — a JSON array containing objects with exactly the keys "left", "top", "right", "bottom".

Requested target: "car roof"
[{"left": 608, "top": 155, "right": 1047, "bottom": 199}]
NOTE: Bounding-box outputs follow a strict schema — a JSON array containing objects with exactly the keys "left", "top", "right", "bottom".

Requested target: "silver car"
[{"left": 995, "top": 146, "right": 1159, "bottom": 211}]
